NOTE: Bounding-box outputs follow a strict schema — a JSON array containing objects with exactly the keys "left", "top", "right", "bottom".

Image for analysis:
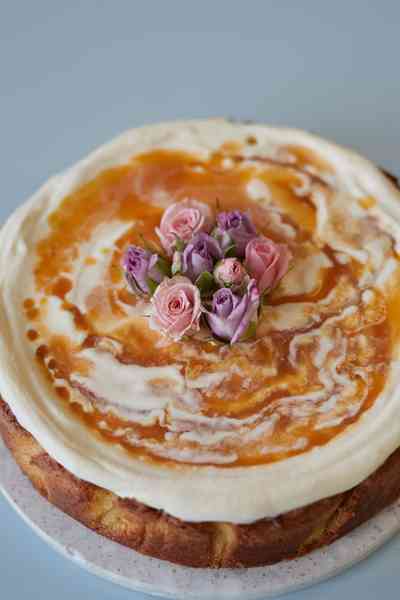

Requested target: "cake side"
[{"left": 2, "top": 397, "right": 400, "bottom": 569}]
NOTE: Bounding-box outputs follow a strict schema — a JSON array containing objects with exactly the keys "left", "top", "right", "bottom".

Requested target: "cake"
[{"left": 1, "top": 119, "right": 400, "bottom": 568}]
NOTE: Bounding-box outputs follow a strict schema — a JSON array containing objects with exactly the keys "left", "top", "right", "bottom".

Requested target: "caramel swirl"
[{"left": 26, "top": 145, "right": 398, "bottom": 468}]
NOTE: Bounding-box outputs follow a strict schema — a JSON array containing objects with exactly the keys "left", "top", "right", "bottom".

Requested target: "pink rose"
[
  {"left": 151, "top": 276, "right": 202, "bottom": 340},
  {"left": 214, "top": 258, "right": 248, "bottom": 291},
  {"left": 156, "top": 199, "right": 213, "bottom": 256},
  {"left": 244, "top": 237, "right": 292, "bottom": 293}
]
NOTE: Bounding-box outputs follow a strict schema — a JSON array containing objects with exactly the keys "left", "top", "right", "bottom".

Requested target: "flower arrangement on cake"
[{"left": 122, "top": 199, "right": 292, "bottom": 344}]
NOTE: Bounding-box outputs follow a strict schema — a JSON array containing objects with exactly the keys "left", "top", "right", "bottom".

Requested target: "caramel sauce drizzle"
[{"left": 23, "top": 145, "right": 398, "bottom": 467}]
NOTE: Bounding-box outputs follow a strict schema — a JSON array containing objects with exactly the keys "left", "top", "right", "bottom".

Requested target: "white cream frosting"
[{"left": 1, "top": 119, "right": 400, "bottom": 524}]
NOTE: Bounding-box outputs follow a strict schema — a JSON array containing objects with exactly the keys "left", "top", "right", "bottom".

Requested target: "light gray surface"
[
  {"left": 0, "top": 1, "right": 399, "bottom": 599},
  {"left": 4, "top": 431, "right": 400, "bottom": 600}
]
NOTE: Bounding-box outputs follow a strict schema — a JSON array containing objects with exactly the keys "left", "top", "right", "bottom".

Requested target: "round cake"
[{"left": 1, "top": 119, "right": 400, "bottom": 568}]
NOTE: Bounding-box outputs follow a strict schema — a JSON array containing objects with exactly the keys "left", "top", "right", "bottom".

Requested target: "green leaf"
[
  {"left": 240, "top": 320, "right": 257, "bottom": 341},
  {"left": 156, "top": 256, "right": 171, "bottom": 277},
  {"left": 224, "top": 244, "right": 237, "bottom": 258},
  {"left": 195, "top": 271, "right": 215, "bottom": 296},
  {"left": 175, "top": 238, "right": 186, "bottom": 252},
  {"left": 146, "top": 278, "right": 159, "bottom": 296}
]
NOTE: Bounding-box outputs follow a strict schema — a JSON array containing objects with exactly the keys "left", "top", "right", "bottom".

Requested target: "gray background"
[{"left": 1, "top": 1, "right": 399, "bottom": 598}]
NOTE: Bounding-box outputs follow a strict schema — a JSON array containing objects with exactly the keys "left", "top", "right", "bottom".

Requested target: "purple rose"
[
  {"left": 175, "top": 233, "right": 223, "bottom": 282},
  {"left": 206, "top": 279, "right": 260, "bottom": 344},
  {"left": 213, "top": 211, "right": 257, "bottom": 256},
  {"left": 122, "top": 245, "right": 164, "bottom": 295}
]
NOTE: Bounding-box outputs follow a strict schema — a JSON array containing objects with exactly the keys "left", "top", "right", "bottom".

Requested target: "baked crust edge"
[{"left": 1, "top": 397, "right": 400, "bottom": 568}]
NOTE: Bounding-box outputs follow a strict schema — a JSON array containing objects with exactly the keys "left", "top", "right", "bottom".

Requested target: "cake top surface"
[{"left": 1, "top": 119, "right": 400, "bottom": 523}]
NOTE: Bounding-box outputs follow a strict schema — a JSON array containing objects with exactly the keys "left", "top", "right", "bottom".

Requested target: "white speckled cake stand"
[{"left": 1, "top": 438, "right": 400, "bottom": 600}]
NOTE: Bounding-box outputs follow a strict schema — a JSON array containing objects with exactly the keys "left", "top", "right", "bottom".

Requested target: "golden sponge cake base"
[{"left": 1, "top": 398, "right": 400, "bottom": 568}]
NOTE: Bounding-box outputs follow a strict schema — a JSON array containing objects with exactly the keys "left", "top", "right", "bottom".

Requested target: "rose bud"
[
  {"left": 122, "top": 245, "right": 165, "bottom": 295},
  {"left": 151, "top": 276, "right": 202, "bottom": 341},
  {"left": 176, "top": 232, "right": 223, "bottom": 282},
  {"left": 206, "top": 279, "right": 260, "bottom": 344},
  {"left": 214, "top": 258, "right": 248, "bottom": 291},
  {"left": 213, "top": 210, "right": 257, "bottom": 256},
  {"left": 244, "top": 236, "right": 292, "bottom": 294},
  {"left": 156, "top": 199, "right": 213, "bottom": 256}
]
